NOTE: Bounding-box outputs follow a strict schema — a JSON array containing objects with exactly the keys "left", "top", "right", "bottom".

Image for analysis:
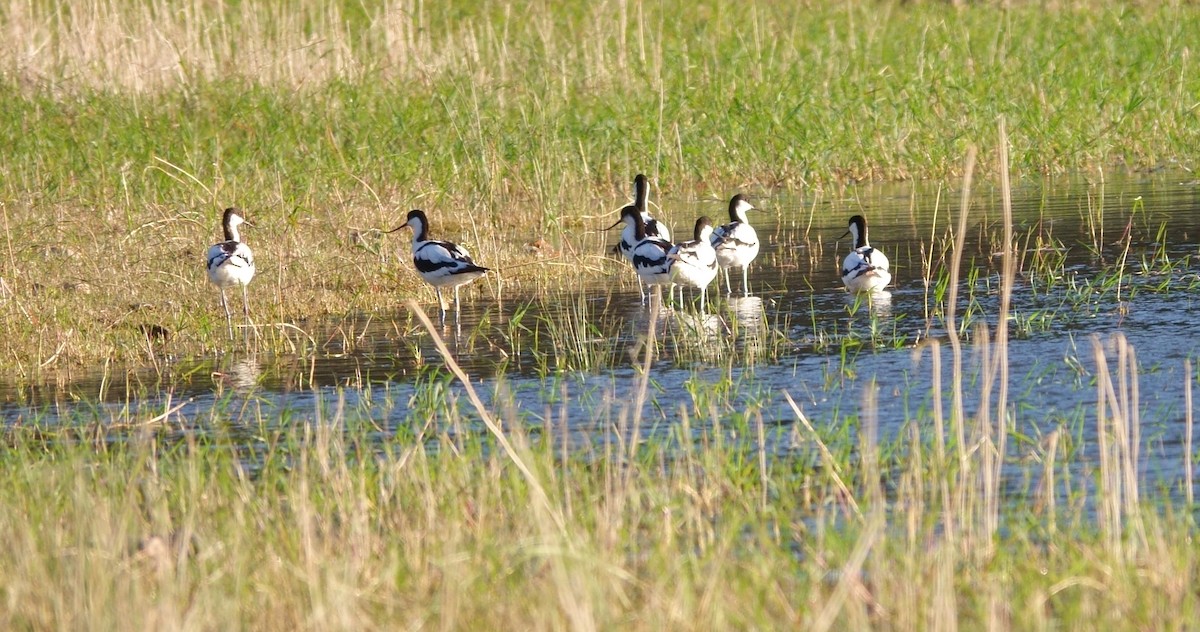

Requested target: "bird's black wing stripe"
[
  {"left": 716, "top": 235, "right": 757, "bottom": 248},
  {"left": 208, "top": 241, "right": 253, "bottom": 269},
  {"left": 712, "top": 223, "right": 756, "bottom": 247},
  {"left": 633, "top": 254, "right": 668, "bottom": 268},
  {"left": 415, "top": 257, "right": 461, "bottom": 273},
  {"left": 633, "top": 241, "right": 672, "bottom": 268},
  {"left": 414, "top": 258, "right": 490, "bottom": 275},
  {"left": 842, "top": 259, "right": 875, "bottom": 278},
  {"left": 416, "top": 240, "right": 484, "bottom": 264}
]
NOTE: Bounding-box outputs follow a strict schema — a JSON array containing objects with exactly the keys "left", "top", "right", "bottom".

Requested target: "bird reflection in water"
[
  {"left": 844, "top": 290, "right": 893, "bottom": 320},
  {"left": 212, "top": 355, "right": 261, "bottom": 394},
  {"left": 726, "top": 296, "right": 766, "bottom": 357}
]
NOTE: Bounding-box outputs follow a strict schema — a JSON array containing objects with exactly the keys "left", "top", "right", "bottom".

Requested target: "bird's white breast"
[{"left": 206, "top": 242, "right": 256, "bottom": 288}]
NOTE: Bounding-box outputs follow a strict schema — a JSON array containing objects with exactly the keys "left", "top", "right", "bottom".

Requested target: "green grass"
[
  {"left": 5, "top": 0, "right": 1197, "bottom": 192},
  {"left": 2, "top": 0, "right": 1200, "bottom": 369}
]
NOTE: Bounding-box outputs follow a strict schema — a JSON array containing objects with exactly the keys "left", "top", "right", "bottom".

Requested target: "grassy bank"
[
  {"left": 4, "top": 0, "right": 1197, "bottom": 190},
  {"left": 1, "top": 0, "right": 1198, "bottom": 369}
]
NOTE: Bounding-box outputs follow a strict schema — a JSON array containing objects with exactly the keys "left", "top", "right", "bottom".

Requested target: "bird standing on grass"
[
  {"left": 668, "top": 216, "right": 719, "bottom": 312},
  {"left": 390, "top": 209, "right": 490, "bottom": 317},
  {"left": 710, "top": 194, "right": 760, "bottom": 297},
  {"left": 840, "top": 214, "right": 891, "bottom": 293},
  {"left": 205, "top": 207, "right": 256, "bottom": 340}
]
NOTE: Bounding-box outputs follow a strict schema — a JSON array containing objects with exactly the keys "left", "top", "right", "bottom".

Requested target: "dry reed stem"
[
  {"left": 861, "top": 380, "right": 883, "bottom": 510},
  {"left": 629, "top": 286, "right": 660, "bottom": 463},
  {"left": 987, "top": 116, "right": 1016, "bottom": 544},
  {"left": 405, "top": 299, "right": 563, "bottom": 532},
  {"left": 1187, "top": 358, "right": 1194, "bottom": 507},
  {"left": 1043, "top": 429, "right": 1060, "bottom": 535},
  {"left": 947, "top": 145, "right": 976, "bottom": 548},
  {"left": 931, "top": 544, "right": 958, "bottom": 632},
  {"left": 408, "top": 297, "right": 608, "bottom": 629},
  {"left": 810, "top": 505, "right": 884, "bottom": 632},
  {"left": 1091, "top": 332, "right": 1148, "bottom": 557},
  {"left": 926, "top": 339, "right": 956, "bottom": 547},
  {"left": 1094, "top": 333, "right": 1119, "bottom": 550},
  {"left": 784, "top": 391, "right": 863, "bottom": 523}
]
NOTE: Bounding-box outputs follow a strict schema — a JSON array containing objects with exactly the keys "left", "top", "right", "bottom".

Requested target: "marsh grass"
[
  {"left": 0, "top": 376, "right": 1194, "bottom": 628},
  {"left": 1, "top": 293, "right": 1197, "bottom": 628},
  {"left": 4, "top": 6, "right": 1200, "bottom": 621},
  {"left": 529, "top": 290, "right": 618, "bottom": 373},
  {"left": 4, "top": 0, "right": 1200, "bottom": 369}
]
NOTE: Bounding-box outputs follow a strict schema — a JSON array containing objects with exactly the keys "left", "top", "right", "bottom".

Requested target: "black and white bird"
[
  {"left": 840, "top": 214, "right": 891, "bottom": 293},
  {"left": 390, "top": 209, "right": 490, "bottom": 316},
  {"left": 633, "top": 173, "right": 670, "bottom": 243},
  {"left": 612, "top": 174, "right": 671, "bottom": 302},
  {"left": 614, "top": 204, "right": 674, "bottom": 300},
  {"left": 668, "top": 216, "right": 719, "bottom": 312},
  {"left": 205, "top": 207, "right": 256, "bottom": 339},
  {"left": 709, "top": 194, "right": 760, "bottom": 296}
]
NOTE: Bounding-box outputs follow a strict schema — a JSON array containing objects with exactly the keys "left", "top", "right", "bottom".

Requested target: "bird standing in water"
[
  {"left": 710, "top": 194, "right": 760, "bottom": 296},
  {"left": 668, "top": 216, "right": 718, "bottom": 312},
  {"left": 612, "top": 174, "right": 671, "bottom": 303},
  {"left": 390, "top": 209, "right": 490, "bottom": 318},
  {"left": 612, "top": 204, "right": 674, "bottom": 303},
  {"left": 840, "top": 214, "right": 891, "bottom": 293}
]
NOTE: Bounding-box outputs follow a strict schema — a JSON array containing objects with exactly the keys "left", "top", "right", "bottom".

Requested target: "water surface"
[{"left": 5, "top": 171, "right": 1200, "bottom": 496}]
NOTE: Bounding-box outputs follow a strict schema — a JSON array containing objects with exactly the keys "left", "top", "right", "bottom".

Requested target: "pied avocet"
[
  {"left": 840, "top": 214, "right": 891, "bottom": 293},
  {"left": 390, "top": 209, "right": 490, "bottom": 316},
  {"left": 205, "top": 207, "right": 256, "bottom": 339},
  {"left": 710, "top": 194, "right": 759, "bottom": 296},
  {"left": 614, "top": 204, "right": 674, "bottom": 302},
  {"left": 612, "top": 174, "right": 671, "bottom": 302},
  {"left": 668, "top": 216, "right": 718, "bottom": 312}
]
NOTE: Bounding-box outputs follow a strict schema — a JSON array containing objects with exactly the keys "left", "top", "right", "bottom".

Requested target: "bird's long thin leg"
[
  {"left": 436, "top": 288, "right": 447, "bottom": 324},
  {"left": 742, "top": 266, "right": 750, "bottom": 297},
  {"left": 701, "top": 287, "right": 707, "bottom": 314},
  {"left": 241, "top": 283, "right": 256, "bottom": 343},
  {"left": 638, "top": 277, "right": 647, "bottom": 304},
  {"left": 723, "top": 268, "right": 732, "bottom": 295},
  {"left": 454, "top": 285, "right": 461, "bottom": 318},
  {"left": 220, "top": 288, "right": 233, "bottom": 340}
]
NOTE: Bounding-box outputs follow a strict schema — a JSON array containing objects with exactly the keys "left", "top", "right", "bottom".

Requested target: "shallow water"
[{"left": 4, "top": 171, "right": 1200, "bottom": 497}]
